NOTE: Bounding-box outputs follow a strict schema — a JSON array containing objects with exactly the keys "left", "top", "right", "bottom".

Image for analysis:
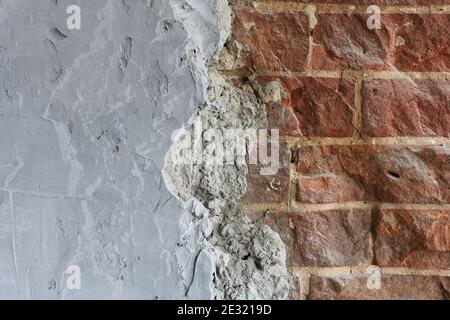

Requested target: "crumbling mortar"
[
  {"left": 164, "top": 0, "right": 289, "bottom": 300},
  {"left": 247, "top": 2, "right": 450, "bottom": 15}
]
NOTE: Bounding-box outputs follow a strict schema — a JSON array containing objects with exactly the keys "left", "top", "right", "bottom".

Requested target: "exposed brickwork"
[
  {"left": 233, "top": 10, "right": 309, "bottom": 72},
  {"left": 240, "top": 141, "right": 291, "bottom": 204},
  {"left": 295, "top": 145, "right": 450, "bottom": 204},
  {"left": 374, "top": 209, "right": 450, "bottom": 269},
  {"left": 252, "top": 210, "right": 373, "bottom": 267},
  {"left": 312, "top": 14, "right": 450, "bottom": 71},
  {"left": 362, "top": 79, "right": 450, "bottom": 137},
  {"left": 230, "top": 0, "right": 450, "bottom": 300},
  {"left": 256, "top": 76, "right": 356, "bottom": 137}
]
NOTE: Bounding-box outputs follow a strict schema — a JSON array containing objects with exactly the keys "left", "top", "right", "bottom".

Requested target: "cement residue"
[
  {"left": 254, "top": 80, "right": 286, "bottom": 105},
  {"left": 212, "top": 208, "right": 289, "bottom": 300},
  {"left": 213, "top": 39, "right": 247, "bottom": 71},
  {"left": 164, "top": 0, "right": 289, "bottom": 300},
  {"left": 163, "top": 70, "right": 265, "bottom": 207},
  {"left": 304, "top": 5, "right": 318, "bottom": 30}
]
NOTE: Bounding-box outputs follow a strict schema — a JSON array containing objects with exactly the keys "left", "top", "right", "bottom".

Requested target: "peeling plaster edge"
[{"left": 165, "top": 0, "right": 290, "bottom": 300}]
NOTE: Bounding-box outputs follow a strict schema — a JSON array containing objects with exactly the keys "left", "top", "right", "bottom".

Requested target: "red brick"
[
  {"left": 312, "top": 14, "right": 450, "bottom": 71},
  {"left": 232, "top": 10, "right": 309, "bottom": 72},
  {"left": 256, "top": 76, "right": 356, "bottom": 137},
  {"left": 240, "top": 141, "right": 291, "bottom": 204},
  {"left": 375, "top": 209, "right": 450, "bottom": 268},
  {"left": 295, "top": 145, "right": 450, "bottom": 204},
  {"left": 362, "top": 79, "right": 450, "bottom": 137},
  {"left": 308, "top": 275, "right": 450, "bottom": 300},
  {"left": 254, "top": 210, "right": 372, "bottom": 267}
]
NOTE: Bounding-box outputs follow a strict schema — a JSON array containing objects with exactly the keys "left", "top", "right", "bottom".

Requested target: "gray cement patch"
[
  {"left": 164, "top": 1, "right": 289, "bottom": 300},
  {"left": 0, "top": 0, "right": 289, "bottom": 299}
]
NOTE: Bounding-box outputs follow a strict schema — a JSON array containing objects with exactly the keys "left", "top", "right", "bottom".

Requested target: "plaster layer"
[
  {"left": 0, "top": 0, "right": 289, "bottom": 300},
  {"left": 163, "top": 69, "right": 289, "bottom": 300},
  {"left": 164, "top": 7, "right": 289, "bottom": 298},
  {"left": 0, "top": 0, "right": 222, "bottom": 299},
  {"left": 213, "top": 208, "right": 289, "bottom": 300}
]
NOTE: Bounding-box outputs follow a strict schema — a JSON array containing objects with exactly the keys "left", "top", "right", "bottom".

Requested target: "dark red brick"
[
  {"left": 240, "top": 141, "right": 291, "bottom": 204},
  {"left": 256, "top": 76, "right": 356, "bottom": 137},
  {"left": 375, "top": 209, "right": 450, "bottom": 268},
  {"left": 233, "top": 10, "right": 309, "bottom": 72},
  {"left": 362, "top": 79, "right": 450, "bottom": 137},
  {"left": 312, "top": 14, "right": 450, "bottom": 71},
  {"left": 254, "top": 210, "right": 372, "bottom": 267},
  {"left": 296, "top": 145, "right": 450, "bottom": 204}
]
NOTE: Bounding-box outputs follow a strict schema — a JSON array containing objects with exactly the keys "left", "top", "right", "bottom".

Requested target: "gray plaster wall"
[{"left": 0, "top": 0, "right": 223, "bottom": 299}]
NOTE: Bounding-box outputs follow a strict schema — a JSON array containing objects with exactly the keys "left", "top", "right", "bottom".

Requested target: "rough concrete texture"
[
  {"left": 0, "top": 0, "right": 289, "bottom": 299},
  {"left": 231, "top": 1, "right": 450, "bottom": 301},
  {"left": 164, "top": 2, "right": 289, "bottom": 298},
  {"left": 163, "top": 70, "right": 289, "bottom": 299},
  {"left": 213, "top": 208, "right": 289, "bottom": 300},
  {"left": 163, "top": 71, "right": 266, "bottom": 207}
]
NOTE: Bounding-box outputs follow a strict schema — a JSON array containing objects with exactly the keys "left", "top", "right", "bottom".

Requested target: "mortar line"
[
  {"left": 290, "top": 202, "right": 450, "bottom": 212},
  {"left": 368, "top": 208, "right": 376, "bottom": 266},
  {"left": 287, "top": 163, "right": 295, "bottom": 212},
  {"left": 353, "top": 76, "right": 363, "bottom": 139},
  {"left": 241, "top": 202, "right": 450, "bottom": 213},
  {"left": 299, "top": 273, "right": 310, "bottom": 300},
  {"left": 257, "top": 70, "right": 450, "bottom": 80},
  {"left": 289, "top": 266, "right": 450, "bottom": 277},
  {"left": 305, "top": 18, "right": 314, "bottom": 76},
  {"left": 241, "top": 2, "right": 450, "bottom": 14},
  {"left": 221, "top": 70, "right": 450, "bottom": 80},
  {"left": 239, "top": 202, "right": 290, "bottom": 212},
  {"left": 284, "top": 136, "right": 450, "bottom": 147}
]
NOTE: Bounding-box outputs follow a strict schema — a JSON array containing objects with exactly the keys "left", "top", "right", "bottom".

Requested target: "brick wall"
[{"left": 225, "top": 0, "right": 450, "bottom": 299}]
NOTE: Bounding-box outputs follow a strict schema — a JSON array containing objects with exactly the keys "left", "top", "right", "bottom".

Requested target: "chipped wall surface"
[
  {"left": 0, "top": 0, "right": 213, "bottom": 299},
  {"left": 230, "top": 1, "right": 450, "bottom": 300},
  {"left": 0, "top": 0, "right": 289, "bottom": 300}
]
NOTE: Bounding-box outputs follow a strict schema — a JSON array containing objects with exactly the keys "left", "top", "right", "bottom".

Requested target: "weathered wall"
[
  {"left": 0, "top": 0, "right": 289, "bottom": 301},
  {"left": 2, "top": 0, "right": 448, "bottom": 301},
  {"left": 227, "top": 0, "right": 450, "bottom": 299},
  {"left": 0, "top": 0, "right": 228, "bottom": 299}
]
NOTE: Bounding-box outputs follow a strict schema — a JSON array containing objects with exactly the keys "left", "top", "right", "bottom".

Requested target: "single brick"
[
  {"left": 308, "top": 275, "right": 450, "bottom": 300},
  {"left": 254, "top": 210, "right": 372, "bottom": 267},
  {"left": 312, "top": 14, "right": 450, "bottom": 71},
  {"left": 233, "top": 10, "right": 309, "bottom": 72},
  {"left": 240, "top": 141, "right": 291, "bottom": 204},
  {"left": 362, "top": 79, "right": 450, "bottom": 137},
  {"left": 256, "top": 76, "right": 356, "bottom": 137},
  {"left": 374, "top": 209, "right": 450, "bottom": 269},
  {"left": 295, "top": 145, "right": 450, "bottom": 204}
]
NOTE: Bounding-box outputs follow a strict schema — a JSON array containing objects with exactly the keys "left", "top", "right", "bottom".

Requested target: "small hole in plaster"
[{"left": 254, "top": 259, "right": 263, "bottom": 270}]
